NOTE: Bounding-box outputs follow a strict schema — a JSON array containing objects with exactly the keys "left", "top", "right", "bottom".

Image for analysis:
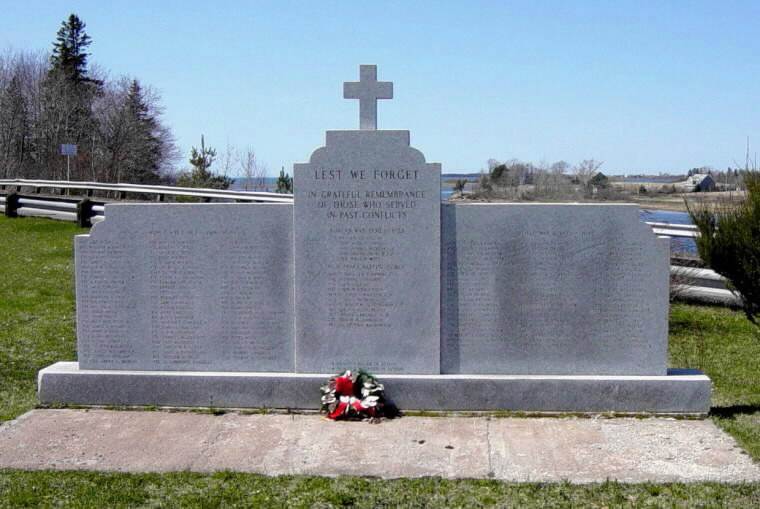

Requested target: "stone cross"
[{"left": 343, "top": 65, "right": 393, "bottom": 130}]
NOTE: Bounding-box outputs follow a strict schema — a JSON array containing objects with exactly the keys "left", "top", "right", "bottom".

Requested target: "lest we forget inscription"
[
  {"left": 294, "top": 65, "right": 441, "bottom": 374},
  {"left": 441, "top": 203, "right": 670, "bottom": 376},
  {"left": 75, "top": 204, "right": 294, "bottom": 372}
]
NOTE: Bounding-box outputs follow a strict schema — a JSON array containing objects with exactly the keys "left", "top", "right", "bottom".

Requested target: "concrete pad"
[
  {"left": 487, "top": 417, "right": 759, "bottom": 483},
  {"left": 196, "top": 414, "right": 490, "bottom": 478},
  {"left": 0, "top": 409, "right": 758, "bottom": 483}
]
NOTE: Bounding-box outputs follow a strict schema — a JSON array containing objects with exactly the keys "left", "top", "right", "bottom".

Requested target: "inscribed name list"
[
  {"left": 441, "top": 203, "right": 670, "bottom": 376},
  {"left": 76, "top": 203, "right": 294, "bottom": 372}
]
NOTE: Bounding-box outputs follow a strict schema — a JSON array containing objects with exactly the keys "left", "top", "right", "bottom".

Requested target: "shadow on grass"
[{"left": 709, "top": 404, "right": 760, "bottom": 418}]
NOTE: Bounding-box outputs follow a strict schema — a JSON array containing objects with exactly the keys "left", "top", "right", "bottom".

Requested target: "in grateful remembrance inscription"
[
  {"left": 294, "top": 131, "right": 441, "bottom": 374},
  {"left": 76, "top": 203, "right": 294, "bottom": 372},
  {"left": 294, "top": 66, "right": 441, "bottom": 374}
]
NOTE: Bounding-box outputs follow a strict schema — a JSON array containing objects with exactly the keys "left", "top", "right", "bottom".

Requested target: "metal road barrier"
[
  {"left": 651, "top": 225, "right": 741, "bottom": 306},
  {"left": 652, "top": 223, "right": 739, "bottom": 305},
  {"left": 669, "top": 265, "right": 740, "bottom": 307},
  {"left": 648, "top": 221, "right": 698, "bottom": 238},
  {"left": 0, "top": 179, "right": 294, "bottom": 226},
  {"left": 0, "top": 179, "right": 293, "bottom": 202}
]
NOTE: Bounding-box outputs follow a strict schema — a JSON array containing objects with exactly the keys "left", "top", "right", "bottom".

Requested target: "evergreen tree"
[
  {"left": 176, "top": 135, "right": 232, "bottom": 190},
  {"left": 189, "top": 135, "right": 216, "bottom": 177},
  {"left": 490, "top": 164, "right": 506, "bottom": 182},
  {"left": 50, "top": 14, "right": 96, "bottom": 84},
  {"left": 123, "top": 80, "right": 162, "bottom": 183},
  {"left": 1, "top": 31, "right": 177, "bottom": 181},
  {"left": 276, "top": 167, "right": 293, "bottom": 193},
  {"left": 39, "top": 13, "right": 101, "bottom": 179},
  {"left": 589, "top": 172, "right": 609, "bottom": 189},
  {"left": 688, "top": 173, "right": 760, "bottom": 326},
  {"left": 94, "top": 77, "right": 177, "bottom": 184}
]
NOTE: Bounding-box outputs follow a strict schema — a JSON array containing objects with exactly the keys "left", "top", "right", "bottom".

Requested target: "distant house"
[{"left": 678, "top": 173, "right": 716, "bottom": 192}]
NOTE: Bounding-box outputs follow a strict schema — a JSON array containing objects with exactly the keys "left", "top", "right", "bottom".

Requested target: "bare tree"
[
  {"left": 93, "top": 78, "right": 130, "bottom": 182},
  {"left": 93, "top": 77, "right": 178, "bottom": 184},
  {"left": 0, "top": 69, "right": 27, "bottom": 178},
  {"left": 550, "top": 160, "right": 570, "bottom": 175},
  {"left": 219, "top": 141, "right": 238, "bottom": 183},
  {"left": 573, "top": 159, "right": 604, "bottom": 188},
  {"left": 0, "top": 49, "right": 46, "bottom": 178},
  {"left": 239, "top": 147, "right": 267, "bottom": 191},
  {"left": 0, "top": 21, "right": 178, "bottom": 184}
]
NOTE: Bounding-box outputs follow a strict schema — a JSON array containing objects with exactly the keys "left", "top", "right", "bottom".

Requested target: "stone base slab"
[{"left": 38, "top": 362, "right": 711, "bottom": 414}]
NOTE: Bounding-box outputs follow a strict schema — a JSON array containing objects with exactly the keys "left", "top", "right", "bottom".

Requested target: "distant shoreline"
[{"left": 447, "top": 195, "right": 692, "bottom": 212}]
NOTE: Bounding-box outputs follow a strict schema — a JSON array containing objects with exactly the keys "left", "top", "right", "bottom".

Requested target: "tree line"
[
  {"left": 460, "top": 158, "right": 610, "bottom": 201},
  {"left": 0, "top": 14, "right": 178, "bottom": 184}
]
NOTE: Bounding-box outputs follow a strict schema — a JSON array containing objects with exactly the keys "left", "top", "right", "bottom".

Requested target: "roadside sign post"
[{"left": 60, "top": 144, "right": 77, "bottom": 182}]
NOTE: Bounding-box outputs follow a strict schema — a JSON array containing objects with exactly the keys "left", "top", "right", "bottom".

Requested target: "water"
[
  {"left": 639, "top": 209, "right": 691, "bottom": 225},
  {"left": 638, "top": 209, "right": 696, "bottom": 255},
  {"left": 622, "top": 177, "right": 682, "bottom": 184},
  {"left": 231, "top": 177, "right": 279, "bottom": 192}
]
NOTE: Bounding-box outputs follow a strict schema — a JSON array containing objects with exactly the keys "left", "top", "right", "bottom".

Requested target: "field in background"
[{"left": 0, "top": 215, "right": 757, "bottom": 505}]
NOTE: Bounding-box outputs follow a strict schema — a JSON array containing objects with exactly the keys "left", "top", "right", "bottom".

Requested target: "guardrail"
[
  {"left": 0, "top": 179, "right": 293, "bottom": 203},
  {"left": 649, "top": 222, "right": 697, "bottom": 238},
  {"left": 652, "top": 225, "right": 740, "bottom": 305},
  {"left": 669, "top": 265, "right": 740, "bottom": 306},
  {"left": 0, "top": 179, "right": 294, "bottom": 226},
  {"left": 1, "top": 192, "right": 103, "bottom": 226}
]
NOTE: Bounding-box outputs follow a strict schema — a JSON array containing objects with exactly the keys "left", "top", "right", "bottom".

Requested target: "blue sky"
[{"left": 3, "top": 1, "right": 760, "bottom": 175}]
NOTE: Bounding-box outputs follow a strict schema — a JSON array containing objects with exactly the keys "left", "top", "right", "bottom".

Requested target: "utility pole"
[{"left": 746, "top": 136, "right": 750, "bottom": 172}]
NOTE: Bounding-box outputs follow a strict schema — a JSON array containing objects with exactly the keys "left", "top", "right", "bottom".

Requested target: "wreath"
[{"left": 320, "top": 370, "right": 386, "bottom": 420}]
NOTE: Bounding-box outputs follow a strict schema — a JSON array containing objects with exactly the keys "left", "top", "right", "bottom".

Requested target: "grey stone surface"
[
  {"left": 294, "top": 130, "right": 441, "bottom": 374},
  {"left": 38, "top": 362, "right": 710, "bottom": 413},
  {"left": 75, "top": 203, "right": 294, "bottom": 372},
  {"left": 42, "top": 65, "right": 706, "bottom": 416},
  {"left": 343, "top": 64, "right": 393, "bottom": 130},
  {"left": 442, "top": 203, "right": 670, "bottom": 376},
  {"left": 3, "top": 409, "right": 758, "bottom": 482}
]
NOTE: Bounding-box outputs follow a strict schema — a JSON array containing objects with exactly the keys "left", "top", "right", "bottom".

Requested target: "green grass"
[
  {"left": 0, "top": 217, "right": 85, "bottom": 422},
  {"left": 0, "top": 215, "right": 758, "bottom": 507},
  {"left": 669, "top": 303, "right": 760, "bottom": 459},
  {"left": 0, "top": 471, "right": 758, "bottom": 508}
]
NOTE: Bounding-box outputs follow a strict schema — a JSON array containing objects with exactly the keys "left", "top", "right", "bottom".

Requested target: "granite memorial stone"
[
  {"left": 36, "top": 64, "right": 711, "bottom": 415},
  {"left": 441, "top": 203, "right": 670, "bottom": 375},
  {"left": 76, "top": 203, "right": 294, "bottom": 372},
  {"left": 294, "top": 65, "right": 441, "bottom": 374}
]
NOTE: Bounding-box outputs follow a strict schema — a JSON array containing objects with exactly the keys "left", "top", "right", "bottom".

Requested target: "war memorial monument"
[{"left": 37, "top": 65, "right": 711, "bottom": 414}]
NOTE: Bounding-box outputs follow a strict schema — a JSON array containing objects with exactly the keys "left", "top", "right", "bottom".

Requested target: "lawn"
[
  {"left": 0, "top": 217, "right": 83, "bottom": 422},
  {"left": 669, "top": 305, "right": 760, "bottom": 459},
  {"left": 0, "top": 215, "right": 758, "bottom": 507},
  {"left": 0, "top": 472, "right": 758, "bottom": 508}
]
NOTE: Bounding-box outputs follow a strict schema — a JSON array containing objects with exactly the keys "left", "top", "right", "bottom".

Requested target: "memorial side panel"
[
  {"left": 441, "top": 203, "right": 669, "bottom": 376},
  {"left": 294, "top": 130, "right": 440, "bottom": 374},
  {"left": 76, "top": 203, "right": 294, "bottom": 372}
]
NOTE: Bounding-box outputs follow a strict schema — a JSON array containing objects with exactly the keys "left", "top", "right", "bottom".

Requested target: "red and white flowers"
[{"left": 320, "top": 370, "right": 386, "bottom": 420}]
